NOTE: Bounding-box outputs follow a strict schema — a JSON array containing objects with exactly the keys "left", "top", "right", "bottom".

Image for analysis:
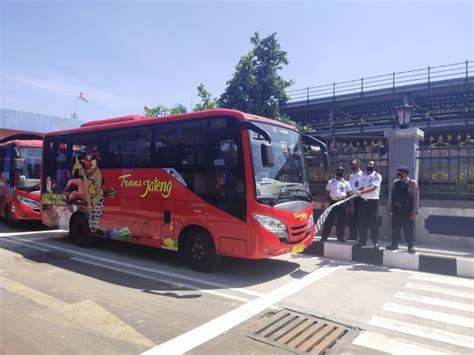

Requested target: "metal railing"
[
  {"left": 417, "top": 133, "right": 474, "bottom": 201},
  {"left": 287, "top": 60, "right": 473, "bottom": 103}
]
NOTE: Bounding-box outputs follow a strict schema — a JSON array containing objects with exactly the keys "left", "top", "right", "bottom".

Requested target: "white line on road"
[
  {"left": 394, "top": 291, "right": 474, "bottom": 313},
  {"left": 3, "top": 236, "right": 264, "bottom": 298},
  {"left": 405, "top": 282, "right": 474, "bottom": 300},
  {"left": 1, "top": 238, "right": 252, "bottom": 303},
  {"left": 0, "top": 230, "right": 67, "bottom": 237},
  {"left": 382, "top": 302, "right": 474, "bottom": 328},
  {"left": 142, "top": 265, "right": 340, "bottom": 355},
  {"left": 410, "top": 273, "right": 474, "bottom": 289},
  {"left": 352, "top": 331, "right": 448, "bottom": 355},
  {"left": 368, "top": 316, "right": 474, "bottom": 349}
]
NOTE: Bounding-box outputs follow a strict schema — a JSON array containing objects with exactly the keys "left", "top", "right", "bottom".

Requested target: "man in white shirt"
[
  {"left": 355, "top": 160, "right": 382, "bottom": 249},
  {"left": 348, "top": 159, "right": 363, "bottom": 240},
  {"left": 321, "top": 167, "right": 353, "bottom": 242}
]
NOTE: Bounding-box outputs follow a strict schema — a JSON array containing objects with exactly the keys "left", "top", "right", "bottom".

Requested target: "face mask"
[
  {"left": 351, "top": 166, "right": 357, "bottom": 172},
  {"left": 336, "top": 172, "right": 343, "bottom": 177},
  {"left": 366, "top": 166, "right": 374, "bottom": 172}
]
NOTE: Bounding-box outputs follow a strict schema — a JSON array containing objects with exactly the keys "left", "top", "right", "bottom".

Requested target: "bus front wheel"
[
  {"left": 4, "top": 206, "right": 17, "bottom": 228},
  {"left": 70, "top": 214, "right": 93, "bottom": 247},
  {"left": 185, "top": 230, "right": 221, "bottom": 272}
]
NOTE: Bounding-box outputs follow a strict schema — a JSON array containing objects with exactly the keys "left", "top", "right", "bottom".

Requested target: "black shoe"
[
  {"left": 337, "top": 238, "right": 346, "bottom": 243},
  {"left": 355, "top": 242, "right": 366, "bottom": 247},
  {"left": 386, "top": 244, "right": 399, "bottom": 250},
  {"left": 407, "top": 247, "right": 416, "bottom": 254},
  {"left": 347, "top": 237, "right": 357, "bottom": 241},
  {"left": 373, "top": 243, "right": 379, "bottom": 250}
]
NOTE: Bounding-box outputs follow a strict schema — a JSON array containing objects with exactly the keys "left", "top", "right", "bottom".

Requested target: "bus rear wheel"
[
  {"left": 185, "top": 230, "right": 221, "bottom": 272},
  {"left": 70, "top": 214, "right": 93, "bottom": 247}
]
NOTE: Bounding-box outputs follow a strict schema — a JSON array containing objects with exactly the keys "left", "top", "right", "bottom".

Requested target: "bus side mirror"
[
  {"left": 13, "top": 158, "right": 24, "bottom": 171},
  {"left": 302, "top": 134, "right": 330, "bottom": 169},
  {"left": 261, "top": 143, "right": 274, "bottom": 167}
]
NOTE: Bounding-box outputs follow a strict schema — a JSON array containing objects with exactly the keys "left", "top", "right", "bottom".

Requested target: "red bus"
[
  {"left": 1, "top": 138, "right": 43, "bottom": 226},
  {"left": 41, "top": 109, "right": 328, "bottom": 271}
]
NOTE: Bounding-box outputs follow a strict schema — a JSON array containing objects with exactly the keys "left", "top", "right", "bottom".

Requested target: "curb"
[{"left": 305, "top": 240, "right": 474, "bottom": 279}]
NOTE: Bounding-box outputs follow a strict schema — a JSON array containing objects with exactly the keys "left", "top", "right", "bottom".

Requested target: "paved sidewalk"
[{"left": 305, "top": 238, "right": 474, "bottom": 279}]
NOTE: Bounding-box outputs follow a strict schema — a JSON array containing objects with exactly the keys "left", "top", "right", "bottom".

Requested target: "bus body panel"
[{"left": 41, "top": 109, "right": 317, "bottom": 259}]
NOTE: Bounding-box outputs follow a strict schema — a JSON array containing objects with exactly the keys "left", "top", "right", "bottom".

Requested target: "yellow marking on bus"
[
  {"left": 293, "top": 212, "right": 308, "bottom": 221},
  {"left": 0, "top": 275, "right": 155, "bottom": 348}
]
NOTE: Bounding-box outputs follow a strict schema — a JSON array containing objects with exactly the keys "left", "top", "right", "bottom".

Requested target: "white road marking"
[
  {"left": 3, "top": 236, "right": 264, "bottom": 298},
  {"left": 142, "top": 265, "right": 340, "bottom": 355},
  {"left": 368, "top": 316, "right": 474, "bottom": 349},
  {"left": 1, "top": 239, "right": 252, "bottom": 303},
  {"left": 0, "top": 230, "right": 67, "bottom": 237},
  {"left": 382, "top": 302, "right": 474, "bottom": 328},
  {"left": 395, "top": 291, "right": 474, "bottom": 313},
  {"left": 410, "top": 273, "right": 474, "bottom": 289},
  {"left": 405, "top": 282, "right": 474, "bottom": 300},
  {"left": 353, "top": 331, "right": 448, "bottom": 355}
]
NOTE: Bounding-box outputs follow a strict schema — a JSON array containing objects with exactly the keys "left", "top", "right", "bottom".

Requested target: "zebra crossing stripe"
[
  {"left": 382, "top": 302, "right": 474, "bottom": 328},
  {"left": 394, "top": 291, "right": 474, "bottom": 313},
  {"left": 352, "top": 331, "right": 448, "bottom": 355},
  {"left": 405, "top": 282, "right": 474, "bottom": 300},
  {"left": 368, "top": 316, "right": 474, "bottom": 349},
  {"left": 409, "top": 273, "right": 474, "bottom": 288}
]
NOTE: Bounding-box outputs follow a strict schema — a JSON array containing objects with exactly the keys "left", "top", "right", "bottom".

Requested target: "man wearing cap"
[
  {"left": 387, "top": 165, "right": 419, "bottom": 253},
  {"left": 348, "top": 159, "right": 363, "bottom": 240},
  {"left": 321, "top": 167, "right": 353, "bottom": 242},
  {"left": 356, "top": 161, "right": 382, "bottom": 249}
]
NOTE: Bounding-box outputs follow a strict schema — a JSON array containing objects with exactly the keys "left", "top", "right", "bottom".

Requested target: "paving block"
[
  {"left": 324, "top": 242, "right": 353, "bottom": 261},
  {"left": 383, "top": 249, "right": 419, "bottom": 271},
  {"left": 456, "top": 258, "right": 474, "bottom": 278}
]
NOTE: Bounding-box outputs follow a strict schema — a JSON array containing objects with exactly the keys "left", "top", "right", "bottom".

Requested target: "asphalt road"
[{"left": 1, "top": 222, "right": 473, "bottom": 354}]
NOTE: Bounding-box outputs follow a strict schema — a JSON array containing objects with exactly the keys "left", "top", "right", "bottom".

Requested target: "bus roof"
[
  {"left": 44, "top": 109, "right": 297, "bottom": 137},
  {"left": 0, "top": 139, "right": 43, "bottom": 148}
]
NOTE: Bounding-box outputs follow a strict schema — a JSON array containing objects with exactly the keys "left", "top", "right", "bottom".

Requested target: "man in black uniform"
[{"left": 387, "top": 165, "right": 419, "bottom": 253}]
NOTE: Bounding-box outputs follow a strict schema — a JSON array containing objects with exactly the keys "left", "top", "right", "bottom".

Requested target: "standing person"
[
  {"left": 321, "top": 167, "right": 353, "bottom": 242},
  {"left": 348, "top": 159, "right": 363, "bottom": 240},
  {"left": 356, "top": 161, "right": 382, "bottom": 249},
  {"left": 387, "top": 165, "right": 419, "bottom": 253}
]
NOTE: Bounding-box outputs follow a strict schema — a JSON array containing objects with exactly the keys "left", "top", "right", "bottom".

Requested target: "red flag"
[{"left": 78, "top": 91, "right": 90, "bottom": 103}]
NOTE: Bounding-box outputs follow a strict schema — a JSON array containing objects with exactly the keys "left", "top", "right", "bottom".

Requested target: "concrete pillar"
[{"left": 384, "top": 127, "right": 424, "bottom": 191}]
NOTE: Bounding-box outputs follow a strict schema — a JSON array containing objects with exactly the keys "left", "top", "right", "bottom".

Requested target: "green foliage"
[
  {"left": 193, "top": 83, "right": 218, "bottom": 112},
  {"left": 169, "top": 104, "right": 188, "bottom": 114},
  {"left": 145, "top": 103, "right": 187, "bottom": 117},
  {"left": 218, "top": 32, "right": 294, "bottom": 119}
]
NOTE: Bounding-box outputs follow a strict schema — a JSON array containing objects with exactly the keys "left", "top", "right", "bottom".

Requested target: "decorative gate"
[
  {"left": 306, "top": 136, "right": 389, "bottom": 198},
  {"left": 417, "top": 133, "right": 474, "bottom": 200}
]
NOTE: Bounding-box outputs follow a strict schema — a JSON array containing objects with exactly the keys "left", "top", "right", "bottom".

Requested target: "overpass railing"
[{"left": 287, "top": 60, "right": 473, "bottom": 103}]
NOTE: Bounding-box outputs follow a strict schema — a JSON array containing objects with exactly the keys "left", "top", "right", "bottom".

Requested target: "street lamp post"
[{"left": 397, "top": 96, "right": 414, "bottom": 129}]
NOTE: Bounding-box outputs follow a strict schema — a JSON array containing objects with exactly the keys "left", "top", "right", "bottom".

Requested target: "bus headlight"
[
  {"left": 306, "top": 214, "right": 314, "bottom": 233},
  {"left": 18, "top": 196, "right": 40, "bottom": 209},
  {"left": 253, "top": 214, "right": 288, "bottom": 239}
]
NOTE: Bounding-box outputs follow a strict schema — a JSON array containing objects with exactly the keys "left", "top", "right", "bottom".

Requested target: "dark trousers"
[
  {"left": 358, "top": 199, "right": 379, "bottom": 244},
  {"left": 349, "top": 197, "right": 362, "bottom": 239},
  {"left": 321, "top": 199, "right": 346, "bottom": 240},
  {"left": 392, "top": 207, "right": 414, "bottom": 245}
]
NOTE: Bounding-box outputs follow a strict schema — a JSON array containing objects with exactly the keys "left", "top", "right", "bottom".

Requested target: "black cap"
[
  {"left": 396, "top": 165, "right": 410, "bottom": 172},
  {"left": 336, "top": 166, "right": 344, "bottom": 172}
]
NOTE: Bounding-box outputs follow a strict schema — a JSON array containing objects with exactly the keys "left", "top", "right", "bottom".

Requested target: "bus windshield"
[
  {"left": 18, "top": 147, "right": 41, "bottom": 190},
  {"left": 249, "top": 121, "right": 311, "bottom": 206}
]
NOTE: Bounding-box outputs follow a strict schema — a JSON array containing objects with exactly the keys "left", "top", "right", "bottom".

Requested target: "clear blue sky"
[{"left": 1, "top": 0, "right": 473, "bottom": 122}]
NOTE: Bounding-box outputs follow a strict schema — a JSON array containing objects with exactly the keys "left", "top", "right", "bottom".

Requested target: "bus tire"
[
  {"left": 70, "top": 214, "right": 93, "bottom": 247},
  {"left": 184, "top": 229, "right": 221, "bottom": 272},
  {"left": 4, "top": 206, "right": 17, "bottom": 228}
]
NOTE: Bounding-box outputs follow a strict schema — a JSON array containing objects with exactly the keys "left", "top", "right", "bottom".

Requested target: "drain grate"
[
  {"left": 20, "top": 250, "right": 70, "bottom": 263},
  {"left": 249, "top": 309, "right": 356, "bottom": 354}
]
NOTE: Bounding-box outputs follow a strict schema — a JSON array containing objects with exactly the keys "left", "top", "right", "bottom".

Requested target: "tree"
[
  {"left": 144, "top": 103, "right": 187, "bottom": 117},
  {"left": 193, "top": 83, "right": 218, "bottom": 112},
  {"left": 219, "top": 32, "right": 294, "bottom": 120}
]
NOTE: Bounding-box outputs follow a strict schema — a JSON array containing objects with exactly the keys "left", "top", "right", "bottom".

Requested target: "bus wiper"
[
  {"left": 23, "top": 183, "right": 40, "bottom": 192},
  {"left": 272, "top": 186, "right": 312, "bottom": 205}
]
